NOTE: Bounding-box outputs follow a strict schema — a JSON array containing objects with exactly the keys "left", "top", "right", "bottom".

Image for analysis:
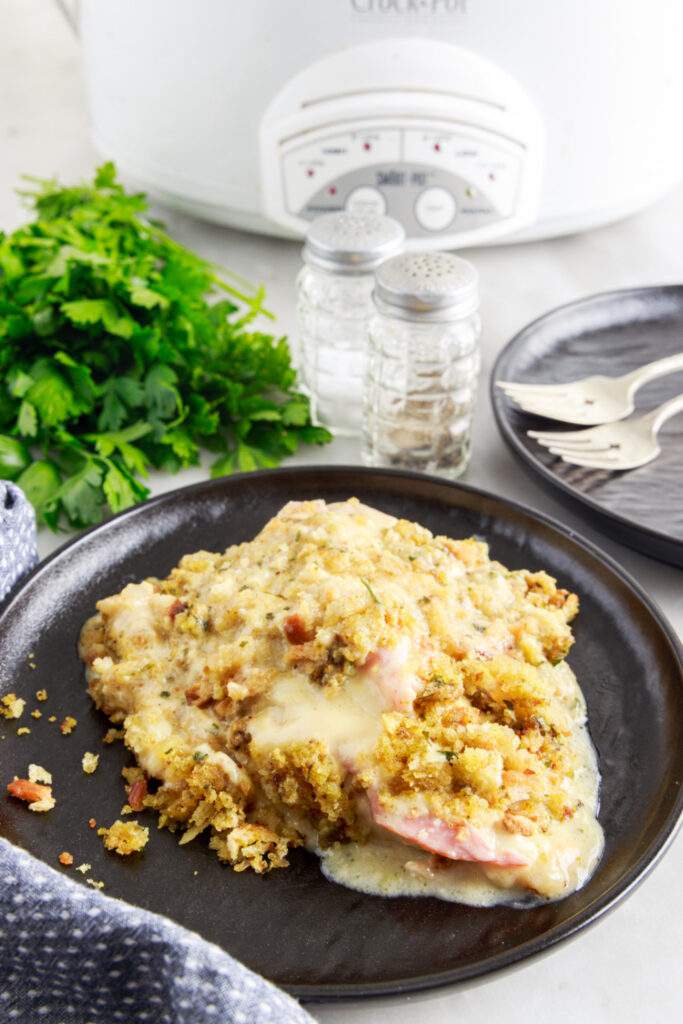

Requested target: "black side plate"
[
  {"left": 491, "top": 285, "right": 683, "bottom": 567},
  {"left": 1, "top": 467, "right": 682, "bottom": 1000}
]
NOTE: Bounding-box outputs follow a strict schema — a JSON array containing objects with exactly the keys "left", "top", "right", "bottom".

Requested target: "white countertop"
[{"left": 2, "top": 3, "right": 682, "bottom": 1022}]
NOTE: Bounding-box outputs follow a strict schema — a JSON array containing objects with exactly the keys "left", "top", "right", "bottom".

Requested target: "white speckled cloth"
[
  {"left": 0, "top": 485, "right": 314, "bottom": 1023},
  {"left": 0, "top": 482, "right": 37, "bottom": 602},
  {"left": 0, "top": 839, "right": 314, "bottom": 1023}
]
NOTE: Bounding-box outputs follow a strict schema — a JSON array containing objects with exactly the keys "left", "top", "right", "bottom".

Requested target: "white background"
[{"left": 1, "top": 3, "right": 682, "bottom": 1021}]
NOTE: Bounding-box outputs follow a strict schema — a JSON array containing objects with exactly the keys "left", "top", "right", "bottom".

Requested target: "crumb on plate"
[
  {"left": 31, "top": 709, "right": 42, "bottom": 719},
  {"left": 16, "top": 727, "right": 31, "bottom": 736},
  {"left": 88, "top": 818, "right": 97, "bottom": 829},
  {"left": 98, "top": 819, "right": 149, "bottom": 855},
  {"left": 58, "top": 851, "right": 74, "bottom": 866},
  {"left": 28, "top": 764, "right": 52, "bottom": 785},
  {"left": 76, "top": 863, "right": 91, "bottom": 874},
  {"left": 36, "top": 689, "right": 48, "bottom": 701},
  {"left": 1, "top": 694, "right": 25, "bottom": 720},
  {"left": 81, "top": 752, "right": 99, "bottom": 774},
  {"left": 59, "top": 716, "right": 77, "bottom": 735},
  {"left": 103, "top": 727, "right": 124, "bottom": 744}
]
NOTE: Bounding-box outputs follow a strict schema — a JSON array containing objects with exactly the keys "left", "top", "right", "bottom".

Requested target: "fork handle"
[
  {"left": 623, "top": 352, "right": 683, "bottom": 392},
  {"left": 643, "top": 392, "right": 683, "bottom": 433}
]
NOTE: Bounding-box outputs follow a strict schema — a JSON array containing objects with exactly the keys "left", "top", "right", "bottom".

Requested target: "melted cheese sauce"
[{"left": 249, "top": 671, "right": 386, "bottom": 766}]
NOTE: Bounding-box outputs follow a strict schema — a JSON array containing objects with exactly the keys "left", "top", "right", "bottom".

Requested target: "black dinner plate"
[
  {"left": 1, "top": 466, "right": 682, "bottom": 1000},
  {"left": 491, "top": 285, "right": 683, "bottom": 567}
]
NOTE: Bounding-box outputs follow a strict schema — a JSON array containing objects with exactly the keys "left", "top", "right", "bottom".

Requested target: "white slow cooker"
[{"left": 75, "top": 0, "right": 683, "bottom": 249}]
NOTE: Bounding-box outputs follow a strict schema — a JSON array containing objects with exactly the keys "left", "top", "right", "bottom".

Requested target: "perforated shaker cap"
[
  {"left": 303, "top": 211, "right": 405, "bottom": 274},
  {"left": 373, "top": 251, "right": 479, "bottom": 322}
]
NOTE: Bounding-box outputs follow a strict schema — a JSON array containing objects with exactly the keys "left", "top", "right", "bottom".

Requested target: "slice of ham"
[
  {"left": 365, "top": 639, "right": 422, "bottom": 712},
  {"left": 369, "top": 793, "right": 529, "bottom": 868}
]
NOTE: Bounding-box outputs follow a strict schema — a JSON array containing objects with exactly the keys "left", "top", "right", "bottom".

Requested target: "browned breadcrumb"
[
  {"left": 1, "top": 693, "right": 25, "bottom": 720},
  {"left": 58, "top": 851, "right": 73, "bottom": 866},
  {"left": 98, "top": 819, "right": 149, "bottom": 855},
  {"left": 36, "top": 689, "right": 48, "bottom": 701},
  {"left": 81, "top": 752, "right": 99, "bottom": 774},
  {"left": 16, "top": 727, "right": 30, "bottom": 736},
  {"left": 103, "top": 727, "right": 124, "bottom": 744},
  {"left": 88, "top": 818, "right": 97, "bottom": 829},
  {"left": 59, "top": 716, "right": 77, "bottom": 735},
  {"left": 28, "top": 764, "right": 51, "bottom": 784},
  {"left": 30, "top": 709, "right": 42, "bottom": 719}
]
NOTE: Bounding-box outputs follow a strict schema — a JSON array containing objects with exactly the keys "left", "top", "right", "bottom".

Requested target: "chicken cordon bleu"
[{"left": 80, "top": 498, "right": 604, "bottom": 906}]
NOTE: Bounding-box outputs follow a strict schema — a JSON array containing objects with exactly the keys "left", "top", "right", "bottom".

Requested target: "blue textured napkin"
[
  {"left": 0, "top": 481, "right": 38, "bottom": 601},
  {"left": 0, "top": 839, "right": 313, "bottom": 1024},
  {"left": 0, "top": 481, "right": 314, "bottom": 1023}
]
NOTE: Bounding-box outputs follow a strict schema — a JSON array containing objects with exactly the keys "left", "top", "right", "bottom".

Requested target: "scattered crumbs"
[
  {"left": 1, "top": 694, "right": 26, "bottom": 720},
  {"left": 30, "top": 709, "right": 42, "bottom": 719},
  {"left": 98, "top": 819, "right": 149, "bottom": 855},
  {"left": 193, "top": 870, "right": 198, "bottom": 876},
  {"left": 81, "top": 752, "right": 99, "bottom": 775},
  {"left": 76, "top": 863, "right": 91, "bottom": 875},
  {"left": 36, "top": 689, "right": 48, "bottom": 702},
  {"left": 86, "top": 878, "right": 105, "bottom": 890},
  {"left": 58, "top": 851, "right": 74, "bottom": 867},
  {"left": 59, "top": 716, "right": 77, "bottom": 736},
  {"left": 28, "top": 764, "right": 52, "bottom": 785},
  {"left": 120, "top": 803, "right": 133, "bottom": 816},
  {"left": 28, "top": 662, "right": 37, "bottom": 671},
  {"left": 88, "top": 818, "right": 97, "bottom": 829},
  {"left": 28, "top": 652, "right": 35, "bottom": 659},
  {"left": 16, "top": 727, "right": 31, "bottom": 736},
  {"left": 47, "top": 716, "right": 57, "bottom": 723},
  {"left": 103, "top": 727, "right": 124, "bottom": 744}
]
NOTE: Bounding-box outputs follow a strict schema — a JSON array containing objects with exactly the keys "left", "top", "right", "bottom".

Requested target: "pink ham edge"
[
  {"left": 368, "top": 793, "right": 529, "bottom": 868},
  {"left": 365, "top": 640, "right": 422, "bottom": 711}
]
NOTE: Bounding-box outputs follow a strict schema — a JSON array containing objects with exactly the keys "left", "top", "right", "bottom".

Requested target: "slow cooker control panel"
[{"left": 277, "top": 123, "right": 524, "bottom": 242}]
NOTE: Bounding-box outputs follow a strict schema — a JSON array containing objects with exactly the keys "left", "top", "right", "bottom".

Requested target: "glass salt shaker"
[
  {"left": 362, "top": 251, "right": 481, "bottom": 478},
  {"left": 296, "top": 211, "right": 404, "bottom": 436}
]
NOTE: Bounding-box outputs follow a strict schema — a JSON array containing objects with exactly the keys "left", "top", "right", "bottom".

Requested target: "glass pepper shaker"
[
  {"left": 362, "top": 251, "right": 481, "bottom": 478},
  {"left": 296, "top": 211, "right": 404, "bottom": 437}
]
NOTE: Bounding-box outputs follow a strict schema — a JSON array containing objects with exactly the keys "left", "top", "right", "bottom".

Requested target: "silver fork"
[
  {"left": 528, "top": 393, "right": 683, "bottom": 470},
  {"left": 496, "top": 352, "right": 683, "bottom": 425}
]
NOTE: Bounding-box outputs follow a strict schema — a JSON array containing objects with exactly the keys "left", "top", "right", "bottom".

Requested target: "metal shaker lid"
[
  {"left": 373, "top": 251, "right": 479, "bottom": 321},
  {"left": 303, "top": 211, "right": 405, "bottom": 274}
]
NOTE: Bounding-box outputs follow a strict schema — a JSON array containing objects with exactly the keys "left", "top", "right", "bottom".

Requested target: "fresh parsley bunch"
[{"left": 0, "top": 163, "right": 330, "bottom": 529}]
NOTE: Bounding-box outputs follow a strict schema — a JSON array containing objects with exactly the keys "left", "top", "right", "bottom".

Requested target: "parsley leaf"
[{"left": 0, "top": 163, "right": 331, "bottom": 528}]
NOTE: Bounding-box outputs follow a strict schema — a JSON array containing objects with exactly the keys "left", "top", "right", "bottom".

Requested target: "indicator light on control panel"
[
  {"left": 306, "top": 168, "right": 315, "bottom": 178},
  {"left": 465, "top": 186, "right": 477, "bottom": 198},
  {"left": 433, "top": 143, "right": 441, "bottom": 153},
  {"left": 327, "top": 186, "right": 337, "bottom": 196},
  {"left": 362, "top": 142, "right": 372, "bottom": 152},
  {"left": 488, "top": 172, "right": 497, "bottom": 182}
]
